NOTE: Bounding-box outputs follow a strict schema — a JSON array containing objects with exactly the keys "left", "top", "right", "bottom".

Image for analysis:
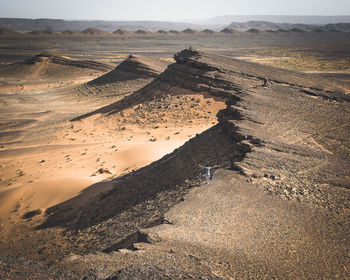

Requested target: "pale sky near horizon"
[{"left": 0, "top": 0, "right": 349, "bottom": 21}]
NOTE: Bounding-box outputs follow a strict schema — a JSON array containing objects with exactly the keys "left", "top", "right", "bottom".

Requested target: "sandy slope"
[{"left": 0, "top": 52, "right": 226, "bottom": 269}]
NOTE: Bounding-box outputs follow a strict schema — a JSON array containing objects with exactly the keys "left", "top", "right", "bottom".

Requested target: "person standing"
[{"left": 199, "top": 164, "right": 218, "bottom": 184}]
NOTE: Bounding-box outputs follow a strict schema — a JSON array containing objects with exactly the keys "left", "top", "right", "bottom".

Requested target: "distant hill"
[
  {"left": 323, "top": 23, "right": 350, "bottom": 32},
  {"left": 227, "top": 21, "right": 280, "bottom": 31}
]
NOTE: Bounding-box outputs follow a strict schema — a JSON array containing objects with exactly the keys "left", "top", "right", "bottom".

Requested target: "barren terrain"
[{"left": 0, "top": 33, "right": 349, "bottom": 279}]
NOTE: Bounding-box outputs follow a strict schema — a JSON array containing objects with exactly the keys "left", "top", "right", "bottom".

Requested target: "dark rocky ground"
[
  {"left": 1, "top": 32, "right": 350, "bottom": 64},
  {"left": 1, "top": 49, "right": 349, "bottom": 279}
]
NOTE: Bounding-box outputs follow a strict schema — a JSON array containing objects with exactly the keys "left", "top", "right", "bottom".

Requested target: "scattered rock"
[
  {"left": 96, "top": 168, "right": 112, "bottom": 174},
  {"left": 22, "top": 209, "right": 42, "bottom": 219},
  {"left": 91, "top": 168, "right": 112, "bottom": 177}
]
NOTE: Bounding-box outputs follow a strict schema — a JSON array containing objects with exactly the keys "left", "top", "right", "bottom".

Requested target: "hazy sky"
[{"left": 1, "top": 0, "right": 350, "bottom": 21}]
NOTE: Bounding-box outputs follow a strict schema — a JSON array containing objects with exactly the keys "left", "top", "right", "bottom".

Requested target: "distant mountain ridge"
[
  {"left": 1, "top": 17, "right": 350, "bottom": 33},
  {"left": 196, "top": 15, "right": 350, "bottom": 25},
  {"left": 227, "top": 21, "right": 314, "bottom": 31},
  {"left": 0, "top": 18, "right": 206, "bottom": 32},
  {"left": 227, "top": 21, "right": 350, "bottom": 32}
]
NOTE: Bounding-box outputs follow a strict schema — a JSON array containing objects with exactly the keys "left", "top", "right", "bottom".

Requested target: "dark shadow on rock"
[{"left": 101, "top": 264, "right": 226, "bottom": 280}]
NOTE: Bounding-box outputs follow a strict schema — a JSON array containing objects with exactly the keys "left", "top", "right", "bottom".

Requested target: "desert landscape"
[{"left": 0, "top": 15, "right": 350, "bottom": 279}]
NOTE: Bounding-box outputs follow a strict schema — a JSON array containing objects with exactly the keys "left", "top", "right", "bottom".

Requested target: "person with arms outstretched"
[{"left": 199, "top": 164, "right": 218, "bottom": 184}]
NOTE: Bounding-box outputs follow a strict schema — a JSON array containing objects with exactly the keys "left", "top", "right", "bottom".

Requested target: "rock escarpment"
[
  {"left": 43, "top": 49, "right": 255, "bottom": 251},
  {"left": 67, "top": 50, "right": 349, "bottom": 244}
]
